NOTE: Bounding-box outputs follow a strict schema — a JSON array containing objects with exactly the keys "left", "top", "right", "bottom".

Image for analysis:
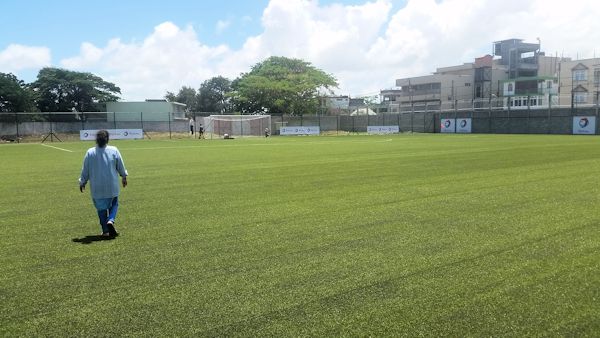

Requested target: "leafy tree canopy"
[
  {"left": 31, "top": 67, "right": 120, "bottom": 112},
  {"left": 198, "top": 76, "right": 232, "bottom": 114},
  {"left": 231, "top": 56, "right": 337, "bottom": 115},
  {"left": 165, "top": 86, "right": 199, "bottom": 113},
  {"left": 0, "top": 73, "right": 34, "bottom": 112}
]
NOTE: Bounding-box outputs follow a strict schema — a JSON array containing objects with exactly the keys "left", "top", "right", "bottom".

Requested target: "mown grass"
[{"left": 1, "top": 134, "right": 599, "bottom": 336}]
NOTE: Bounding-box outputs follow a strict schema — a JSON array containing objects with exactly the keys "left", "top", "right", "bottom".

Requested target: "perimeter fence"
[{"left": 1, "top": 106, "right": 599, "bottom": 143}]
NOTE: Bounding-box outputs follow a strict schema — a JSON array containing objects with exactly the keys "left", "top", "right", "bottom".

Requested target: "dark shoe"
[{"left": 107, "top": 221, "right": 119, "bottom": 237}]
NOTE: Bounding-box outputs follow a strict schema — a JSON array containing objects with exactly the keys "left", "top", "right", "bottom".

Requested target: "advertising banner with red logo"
[
  {"left": 441, "top": 119, "right": 456, "bottom": 133},
  {"left": 572, "top": 116, "right": 596, "bottom": 135}
]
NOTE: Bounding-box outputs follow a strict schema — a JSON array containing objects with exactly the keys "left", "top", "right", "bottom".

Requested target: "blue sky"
[
  {"left": 3, "top": 1, "right": 266, "bottom": 58},
  {"left": 2, "top": 0, "right": 404, "bottom": 64},
  {"left": 1, "top": 0, "right": 597, "bottom": 100}
]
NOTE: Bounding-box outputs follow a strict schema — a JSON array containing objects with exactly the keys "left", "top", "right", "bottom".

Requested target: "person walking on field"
[{"left": 79, "top": 130, "right": 128, "bottom": 237}]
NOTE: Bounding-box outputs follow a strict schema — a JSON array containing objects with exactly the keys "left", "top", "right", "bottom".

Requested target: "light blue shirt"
[{"left": 79, "top": 145, "right": 128, "bottom": 199}]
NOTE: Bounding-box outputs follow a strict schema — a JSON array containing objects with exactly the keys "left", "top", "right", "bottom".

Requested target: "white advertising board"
[
  {"left": 456, "top": 118, "right": 472, "bottom": 133},
  {"left": 80, "top": 129, "right": 144, "bottom": 140},
  {"left": 279, "top": 126, "right": 320, "bottom": 135},
  {"left": 572, "top": 116, "right": 596, "bottom": 135},
  {"left": 441, "top": 119, "right": 456, "bottom": 133},
  {"left": 367, "top": 126, "right": 400, "bottom": 134}
]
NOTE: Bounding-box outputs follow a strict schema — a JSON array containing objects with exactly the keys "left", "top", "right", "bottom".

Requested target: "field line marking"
[{"left": 41, "top": 144, "right": 74, "bottom": 152}]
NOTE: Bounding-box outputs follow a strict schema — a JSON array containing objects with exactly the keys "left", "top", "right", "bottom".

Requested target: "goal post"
[{"left": 203, "top": 115, "right": 271, "bottom": 138}]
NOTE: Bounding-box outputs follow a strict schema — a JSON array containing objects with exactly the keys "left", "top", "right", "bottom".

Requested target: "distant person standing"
[
  {"left": 198, "top": 123, "right": 205, "bottom": 139},
  {"left": 189, "top": 117, "right": 195, "bottom": 136},
  {"left": 79, "top": 130, "right": 128, "bottom": 237},
  {"left": 265, "top": 127, "right": 270, "bottom": 138}
]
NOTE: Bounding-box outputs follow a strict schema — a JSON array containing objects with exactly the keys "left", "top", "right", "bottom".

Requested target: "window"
[
  {"left": 547, "top": 81, "right": 552, "bottom": 89},
  {"left": 507, "top": 83, "right": 514, "bottom": 92},
  {"left": 465, "top": 83, "right": 471, "bottom": 87},
  {"left": 573, "top": 70, "right": 587, "bottom": 81},
  {"left": 530, "top": 97, "right": 537, "bottom": 106},
  {"left": 594, "top": 69, "right": 600, "bottom": 87},
  {"left": 574, "top": 92, "right": 588, "bottom": 103},
  {"left": 514, "top": 98, "right": 522, "bottom": 107}
]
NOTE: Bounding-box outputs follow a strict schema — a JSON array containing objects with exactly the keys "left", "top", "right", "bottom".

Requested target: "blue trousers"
[{"left": 94, "top": 197, "right": 119, "bottom": 233}]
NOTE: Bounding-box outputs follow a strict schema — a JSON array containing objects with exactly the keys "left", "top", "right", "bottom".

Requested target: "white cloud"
[
  {"left": 47, "top": 0, "right": 600, "bottom": 100},
  {"left": 216, "top": 20, "right": 231, "bottom": 34},
  {"left": 60, "top": 22, "right": 232, "bottom": 100},
  {"left": 0, "top": 44, "right": 51, "bottom": 73},
  {"left": 61, "top": 42, "right": 104, "bottom": 69}
]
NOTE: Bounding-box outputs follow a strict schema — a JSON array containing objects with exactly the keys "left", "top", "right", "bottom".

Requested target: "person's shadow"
[{"left": 72, "top": 235, "right": 116, "bottom": 244}]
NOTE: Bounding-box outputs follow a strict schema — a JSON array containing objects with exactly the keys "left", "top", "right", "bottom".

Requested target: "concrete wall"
[
  {"left": 105, "top": 102, "right": 186, "bottom": 122},
  {"left": 0, "top": 120, "right": 190, "bottom": 138}
]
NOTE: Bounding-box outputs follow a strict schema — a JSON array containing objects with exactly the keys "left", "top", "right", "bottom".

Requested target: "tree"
[
  {"left": 198, "top": 76, "right": 232, "bottom": 114},
  {"left": 230, "top": 56, "right": 337, "bottom": 115},
  {"left": 30, "top": 67, "right": 121, "bottom": 112},
  {"left": 165, "top": 86, "right": 199, "bottom": 112},
  {"left": 0, "top": 73, "right": 34, "bottom": 112}
]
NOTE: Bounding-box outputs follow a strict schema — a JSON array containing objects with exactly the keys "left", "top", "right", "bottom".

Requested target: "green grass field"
[{"left": 1, "top": 134, "right": 599, "bottom": 336}]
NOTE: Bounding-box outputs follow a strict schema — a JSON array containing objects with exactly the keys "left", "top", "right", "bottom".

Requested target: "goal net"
[{"left": 202, "top": 115, "right": 271, "bottom": 138}]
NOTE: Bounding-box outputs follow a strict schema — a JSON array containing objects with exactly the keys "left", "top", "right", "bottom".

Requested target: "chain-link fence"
[{"left": 1, "top": 107, "right": 599, "bottom": 143}]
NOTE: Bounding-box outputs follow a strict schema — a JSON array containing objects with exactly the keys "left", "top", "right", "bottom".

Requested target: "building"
[
  {"left": 383, "top": 38, "right": 571, "bottom": 112},
  {"left": 501, "top": 76, "right": 558, "bottom": 110},
  {"left": 493, "top": 38, "right": 540, "bottom": 78},
  {"left": 493, "top": 39, "right": 570, "bottom": 109},
  {"left": 557, "top": 58, "right": 600, "bottom": 108},
  {"left": 105, "top": 100, "right": 186, "bottom": 122},
  {"left": 320, "top": 95, "right": 349, "bottom": 114},
  {"left": 381, "top": 89, "right": 402, "bottom": 112},
  {"left": 391, "top": 59, "right": 505, "bottom": 111}
]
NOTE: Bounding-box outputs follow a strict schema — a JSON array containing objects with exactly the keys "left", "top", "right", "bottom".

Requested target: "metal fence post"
[
  {"left": 50, "top": 112, "right": 54, "bottom": 142},
  {"left": 507, "top": 97, "right": 511, "bottom": 134},
  {"left": 113, "top": 112, "right": 117, "bottom": 129},
  {"left": 488, "top": 97, "right": 492, "bottom": 134},
  {"left": 15, "top": 112, "right": 19, "bottom": 143},
  {"left": 168, "top": 112, "right": 172, "bottom": 139},
  {"left": 527, "top": 95, "right": 531, "bottom": 134},
  {"left": 318, "top": 113, "right": 321, "bottom": 131},
  {"left": 547, "top": 94, "right": 551, "bottom": 134}
]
